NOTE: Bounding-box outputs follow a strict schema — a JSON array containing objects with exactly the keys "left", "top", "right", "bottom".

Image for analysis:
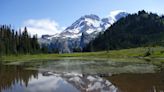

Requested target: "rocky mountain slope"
[{"left": 39, "top": 10, "right": 128, "bottom": 53}]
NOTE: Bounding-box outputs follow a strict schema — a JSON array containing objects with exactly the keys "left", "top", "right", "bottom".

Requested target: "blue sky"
[{"left": 0, "top": 0, "right": 164, "bottom": 36}]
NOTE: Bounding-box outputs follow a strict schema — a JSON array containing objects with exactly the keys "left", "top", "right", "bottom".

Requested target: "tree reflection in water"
[
  {"left": 0, "top": 64, "right": 118, "bottom": 92},
  {"left": 0, "top": 64, "right": 38, "bottom": 91}
]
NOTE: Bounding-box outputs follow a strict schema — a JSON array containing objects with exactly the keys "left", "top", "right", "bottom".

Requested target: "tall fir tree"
[{"left": 0, "top": 25, "right": 46, "bottom": 55}]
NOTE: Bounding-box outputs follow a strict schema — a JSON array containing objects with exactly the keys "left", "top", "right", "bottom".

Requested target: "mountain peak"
[
  {"left": 39, "top": 10, "right": 129, "bottom": 53},
  {"left": 61, "top": 11, "right": 128, "bottom": 37},
  {"left": 82, "top": 14, "right": 100, "bottom": 21},
  {"left": 64, "top": 14, "right": 101, "bottom": 34}
]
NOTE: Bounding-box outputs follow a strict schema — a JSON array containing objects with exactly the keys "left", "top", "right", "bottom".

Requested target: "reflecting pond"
[{"left": 0, "top": 58, "right": 164, "bottom": 92}]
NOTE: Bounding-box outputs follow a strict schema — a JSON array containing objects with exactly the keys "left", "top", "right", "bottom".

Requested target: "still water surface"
[{"left": 0, "top": 58, "right": 164, "bottom": 92}]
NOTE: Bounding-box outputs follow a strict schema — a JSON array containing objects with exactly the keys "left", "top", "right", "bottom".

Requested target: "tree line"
[
  {"left": 0, "top": 25, "right": 45, "bottom": 55},
  {"left": 84, "top": 10, "right": 164, "bottom": 51}
]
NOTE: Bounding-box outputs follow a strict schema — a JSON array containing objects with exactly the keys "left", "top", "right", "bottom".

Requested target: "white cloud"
[
  {"left": 107, "top": 10, "right": 126, "bottom": 17},
  {"left": 22, "top": 19, "right": 64, "bottom": 37},
  {"left": 109, "top": 10, "right": 124, "bottom": 16}
]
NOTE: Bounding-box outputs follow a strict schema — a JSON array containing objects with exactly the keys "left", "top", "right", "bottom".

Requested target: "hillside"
[{"left": 85, "top": 10, "right": 164, "bottom": 51}]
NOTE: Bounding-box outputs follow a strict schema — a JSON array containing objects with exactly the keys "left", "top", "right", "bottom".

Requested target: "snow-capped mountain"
[
  {"left": 39, "top": 10, "right": 128, "bottom": 53},
  {"left": 64, "top": 14, "right": 100, "bottom": 34}
]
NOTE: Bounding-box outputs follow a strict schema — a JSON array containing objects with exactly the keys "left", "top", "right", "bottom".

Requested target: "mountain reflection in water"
[
  {"left": 0, "top": 64, "right": 118, "bottom": 92},
  {"left": 0, "top": 59, "right": 164, "bottom": 92}
]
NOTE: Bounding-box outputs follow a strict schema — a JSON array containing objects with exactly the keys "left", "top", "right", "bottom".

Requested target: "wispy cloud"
[{"left": 22, "top": 19, "right": 64, "bottom": 37}]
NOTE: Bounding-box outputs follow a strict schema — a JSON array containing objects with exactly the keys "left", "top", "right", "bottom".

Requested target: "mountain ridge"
[
  {"left": 39, "top": 10, "right": 129, "bottom": 53},
  {"left": 85, "top": 10, "right": 164, "bottom": 51}
]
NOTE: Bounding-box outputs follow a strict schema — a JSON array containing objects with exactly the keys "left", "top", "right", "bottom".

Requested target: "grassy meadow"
[{"left": 1, "top": 46, "right": 164, "bottom": 62}]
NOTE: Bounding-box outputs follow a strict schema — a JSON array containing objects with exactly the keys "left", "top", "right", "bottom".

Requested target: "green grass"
[{"left": 1, "top": 46, "right": 164, "bottom": 62}]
